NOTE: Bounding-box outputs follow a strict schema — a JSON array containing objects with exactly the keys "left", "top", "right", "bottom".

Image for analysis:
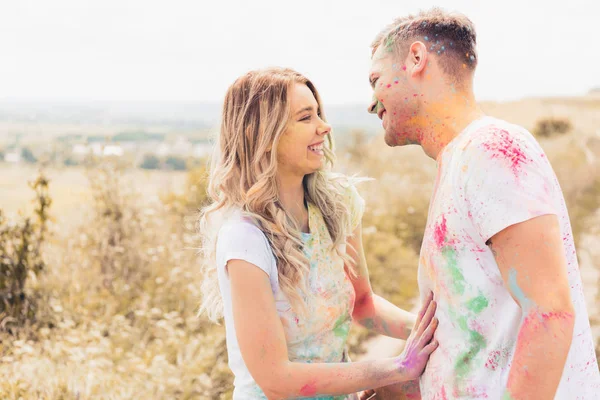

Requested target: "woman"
[{"left": 199, "top": 67, "right": 438, "bottom": 399}]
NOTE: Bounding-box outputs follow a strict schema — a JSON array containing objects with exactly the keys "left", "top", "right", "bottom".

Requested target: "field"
[{"left": 1, "top": 96, "right": 599, "bottom": 399}]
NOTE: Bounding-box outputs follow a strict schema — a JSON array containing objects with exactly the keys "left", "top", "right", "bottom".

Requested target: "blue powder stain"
[
  {"left": 424, "top": 36, "right": 429, "bottom": 41},
  {"left": 508, "top": 268, "right": 533, "bottom": 310},
  {"left": 441, "top": 46, "right": 445, "bottom": 50}
]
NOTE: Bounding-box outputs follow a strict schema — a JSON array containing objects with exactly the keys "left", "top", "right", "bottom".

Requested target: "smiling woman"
[{"left": 196, "top": 67, "right": 439, "bottom": 399}]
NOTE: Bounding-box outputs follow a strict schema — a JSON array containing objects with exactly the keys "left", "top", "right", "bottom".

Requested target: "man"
[{"left": 366, "top": 8, "right": 600, "bottom": 400}]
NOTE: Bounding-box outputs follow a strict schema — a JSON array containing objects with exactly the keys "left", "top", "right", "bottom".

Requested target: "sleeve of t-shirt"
[
  {"left": 216, "top": 220, "right": 274, "bottom": 278},
  {"left": 461, "top": 125, "right": 558, "bottom": 244}
]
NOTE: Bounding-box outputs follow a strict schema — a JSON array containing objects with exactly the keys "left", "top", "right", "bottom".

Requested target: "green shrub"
[
  {"left": 0, "top": 172, "right": 51, "bottom": 331},
  {"left": 140, "top": 154, "right": 160, "bottom": 170},
  {"left": 533, "top": 117, "right": 573, "bottom": 137}
]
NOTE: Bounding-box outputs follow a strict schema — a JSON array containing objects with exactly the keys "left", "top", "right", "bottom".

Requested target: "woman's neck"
[{"left": 276, "top": 173, "right": 309, "bottom": 233}]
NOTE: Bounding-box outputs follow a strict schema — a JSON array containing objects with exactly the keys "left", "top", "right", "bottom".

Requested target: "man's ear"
[{"left": 408, "top": 41, "right": 428, "bottom": 77}]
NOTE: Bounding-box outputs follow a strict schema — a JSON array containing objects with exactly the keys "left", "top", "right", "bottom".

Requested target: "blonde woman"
[{"left": 199, "top": 67, "right": 438, "bottom": 400}]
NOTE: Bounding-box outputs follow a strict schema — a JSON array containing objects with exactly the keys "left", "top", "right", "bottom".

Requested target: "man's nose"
[{"left": 367, "top": 98, "right": 377, "bottom": 114}]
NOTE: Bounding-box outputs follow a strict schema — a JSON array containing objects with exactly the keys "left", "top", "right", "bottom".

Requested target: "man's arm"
[{"left": 487, "top": 214, "right": 575, "bottom": 400}]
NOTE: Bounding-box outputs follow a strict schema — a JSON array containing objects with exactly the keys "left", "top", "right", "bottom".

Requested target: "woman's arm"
[
  {"left": 228, "top": 259, "right": 438, "bottom": 400},
  {"left": 348, "top": 223, "right": 417, "bottom": 340}
]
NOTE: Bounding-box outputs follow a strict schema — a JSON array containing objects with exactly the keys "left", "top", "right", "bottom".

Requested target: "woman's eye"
[{"left": 300, "top": 115, "right": 311, "bottom": 121}]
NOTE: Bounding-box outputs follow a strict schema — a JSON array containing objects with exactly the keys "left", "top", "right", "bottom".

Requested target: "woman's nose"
[{"left": 318, "top": 121, "right": 331, "bottom": 136}]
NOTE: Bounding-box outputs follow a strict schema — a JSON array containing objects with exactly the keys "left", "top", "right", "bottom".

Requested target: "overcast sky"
[{"left": 1, "top": 0, "right": 598, "bottom": 105}]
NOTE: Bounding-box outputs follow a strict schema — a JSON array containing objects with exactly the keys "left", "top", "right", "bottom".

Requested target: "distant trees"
[
  {"left": 165, "top": 156, "right": 187, "bottom": 171},
  {"left": 21, "top": 147, "right": 37, "bottom": 163},
  {"left": 139, "top": 154, "right": 188, "bottom": 171},
  {"left": 140, "top": 154, "right": 161, "bottom": 170},
  {"left": 113, "top": 131, "right": 165, "bottom": 142},
  {"left": 533, "top": 117, "right": 573, "bottom": 138}
]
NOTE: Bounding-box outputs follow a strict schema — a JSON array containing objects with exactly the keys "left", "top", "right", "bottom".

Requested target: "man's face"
[{"left": 367, "top": 45, "right": 423, "bottom": 147}]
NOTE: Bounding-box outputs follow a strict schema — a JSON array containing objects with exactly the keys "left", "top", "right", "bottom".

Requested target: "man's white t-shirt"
[{"left": 418, "top": 116, "right": 600, "bottom": 399}]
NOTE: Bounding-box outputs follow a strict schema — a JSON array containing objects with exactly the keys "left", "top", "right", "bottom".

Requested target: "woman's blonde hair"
[{"left": 198, "top": 67, "right": 357, "bottom": 321}]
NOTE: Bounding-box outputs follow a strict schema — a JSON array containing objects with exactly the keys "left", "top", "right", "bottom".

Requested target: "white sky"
[{"left": 1, "top": 0, "right": 598, "bottom": 105}]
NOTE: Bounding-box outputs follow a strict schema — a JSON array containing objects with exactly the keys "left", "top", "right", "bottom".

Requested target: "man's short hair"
[{"left": 372, "top": 8, "right": 478, "bottom": 81}]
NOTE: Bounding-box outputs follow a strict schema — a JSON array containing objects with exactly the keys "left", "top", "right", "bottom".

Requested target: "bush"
[
  {"left": 140, "top": 154, "right": 160, "bottom": 170},
  {"left": 0, "top": 172, "right": 51, "bottom": 331},
  {"left": 533, "top": 117, "right": 573, "bottom": 138},
  {"left": 21, "top": 147, "right": 37, "bottom": 164},
  {"left": 165, "top": 156, "right": 187, "bottom": 171},
  {"left": 0, "top": 162, "right": 233, "bottom": 398}
]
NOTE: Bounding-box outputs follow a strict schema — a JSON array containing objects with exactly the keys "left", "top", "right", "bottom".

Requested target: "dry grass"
[{"left": 0, "top": 96, "right": 599, "bottom": 399}]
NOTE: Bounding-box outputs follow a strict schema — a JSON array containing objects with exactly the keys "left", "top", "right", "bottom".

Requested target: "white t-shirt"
[
  {"left": 216, "top": 185, "right": 364, "bottom": 400},
  {"left": 418, "top": 116, "right": 600, "bottom": 399}
]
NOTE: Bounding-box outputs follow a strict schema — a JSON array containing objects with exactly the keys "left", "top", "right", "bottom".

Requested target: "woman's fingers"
[
  {"left": 414, "top": 292, "right": 434, "bottom": 329},
  {"left": 416, "top": 298, "right": 437, "bottom": 337},
  {"left": 420, "top": 317, "right": 438, "bottom": 345},
  {"left": 422, "top": 339, "right": 439, "bottom": 355},
  {"left": 358, "top": 389, "right": 376, "bottom": 400}
]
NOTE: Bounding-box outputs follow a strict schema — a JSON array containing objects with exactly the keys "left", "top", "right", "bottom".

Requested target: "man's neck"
[{"left": 419, "top": 90, "right": 484, "bottom": 161}]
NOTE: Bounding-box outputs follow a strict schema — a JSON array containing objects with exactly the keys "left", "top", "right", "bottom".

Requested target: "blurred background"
[{"left": 1, "top": 0, "right": 599, "bottom": 398}]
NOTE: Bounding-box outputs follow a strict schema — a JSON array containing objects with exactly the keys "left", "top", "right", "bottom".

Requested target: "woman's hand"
[
  {"left": 358, "top": 388, "right": 376, "bottom": 399},
  {"left": 394, "top": 292, "right": 438, "bottom": 380}
]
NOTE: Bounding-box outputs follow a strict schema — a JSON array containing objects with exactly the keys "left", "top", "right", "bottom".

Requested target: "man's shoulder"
[{"left": 457, "top": 117, "right": 543, "bottom": 161}]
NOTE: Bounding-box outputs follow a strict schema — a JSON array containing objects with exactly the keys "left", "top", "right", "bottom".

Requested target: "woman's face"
[{"left": 276, "top": 83, "right": 331, "bottom": 179}]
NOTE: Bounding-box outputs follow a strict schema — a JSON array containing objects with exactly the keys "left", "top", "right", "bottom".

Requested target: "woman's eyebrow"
[{"left": 294, "top": 106, "right": 314, "bottom": 116}]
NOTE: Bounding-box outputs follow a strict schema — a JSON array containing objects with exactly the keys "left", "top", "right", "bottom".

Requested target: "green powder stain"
[
  {"left": 360, "top": 318, "right": 375, "bottom": 330},
  {"left": 454, "top": 316, "right": 486, "bottom": 380},
  {"left": 385, "top": 35, "right": 395, "bottom": 52},
  {"left": 466, "top": 294, "right": 489, "bottom": 314},
  {"left": 333, "top": 314, "right": 350, "bottom": 339},
  {"left": 442, "top": 246, "right": 465, "bottom": 295}
]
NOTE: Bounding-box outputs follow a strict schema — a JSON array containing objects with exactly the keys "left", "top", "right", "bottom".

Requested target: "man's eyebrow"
[{"left": 295, "top": 106, "right": 314, "bottom": 115}]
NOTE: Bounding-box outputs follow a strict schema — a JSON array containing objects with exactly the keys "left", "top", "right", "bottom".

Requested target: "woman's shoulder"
[
  {"left": 216, "top": 212, "right": 276, "bottom": 276},
  {"left": 218, "top": 211, "right": 266, "bottom": 242}
]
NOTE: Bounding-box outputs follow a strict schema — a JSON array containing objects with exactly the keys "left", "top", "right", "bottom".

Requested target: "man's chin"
[{"left": 384, "top": 130, "right": 414, "bottom": 147}]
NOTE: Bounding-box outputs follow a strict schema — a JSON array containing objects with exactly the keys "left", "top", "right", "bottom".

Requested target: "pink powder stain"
[
  {"left": 386, "top": 84, "right": 392, "bottom": 88},
  {"left": 433, "top": 214, "right": 448, "bottom": 248},
  {"left": 439, "top": 385, "right": 448, "bottom": 400},
  {"left": 299, "top": 382, "right": 318, "bottom": 396},
  {"left": 481, "top": 129, "right": 531, "bottom": 177},
  {"left": 485, "top": 350, "right": 501, "bottom": 370},
  {"left": 402, "top": 65, "right": 407, "bottom": 71}
]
